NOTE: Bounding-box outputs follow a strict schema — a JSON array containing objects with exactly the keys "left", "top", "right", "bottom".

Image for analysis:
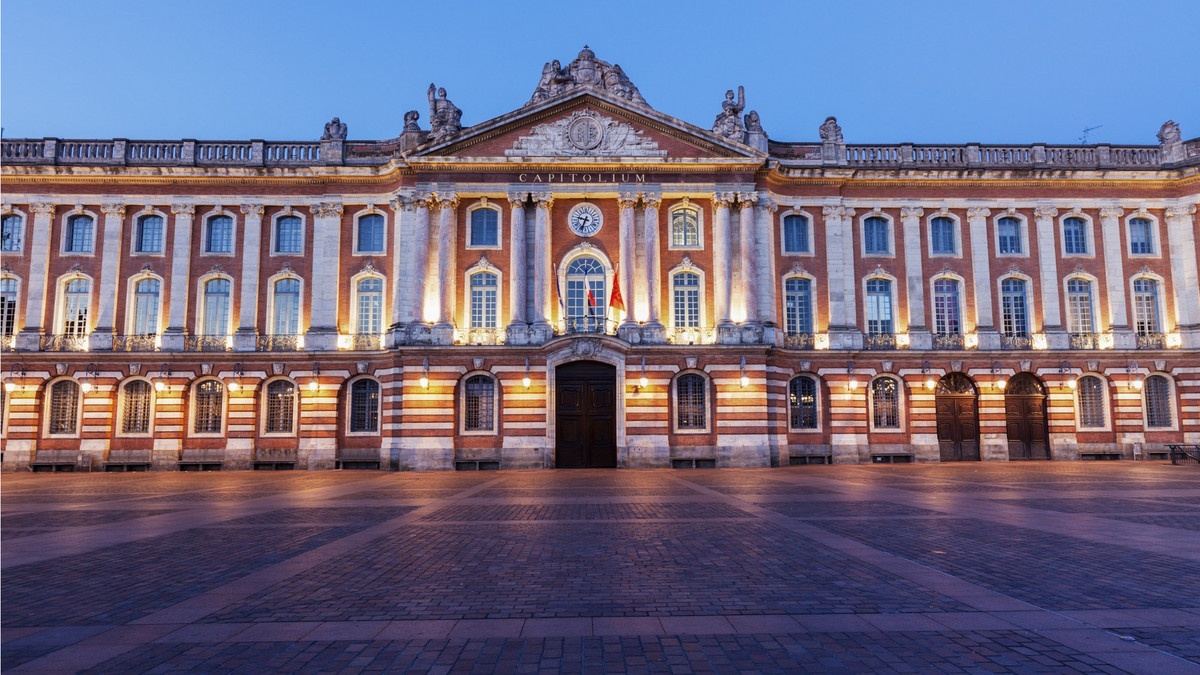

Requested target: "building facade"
[{"left": 2, "top": 48, "right": 1199, "bottom": 471}]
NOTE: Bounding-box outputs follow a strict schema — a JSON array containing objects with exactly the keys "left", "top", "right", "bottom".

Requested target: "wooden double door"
[
  {"left": 936, "top": 373, "right": 980, "bottom": 461},
  {"left": 1005, "top": 373, "right": 1049, "bottom": 460},
  {"left": 554, "top": 361, "right": 617, "bottom": 468}
]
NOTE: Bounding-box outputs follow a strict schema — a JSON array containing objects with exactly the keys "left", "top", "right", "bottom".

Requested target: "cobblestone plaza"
[{"left": 3, "top": 463, "right": 1199, "bottom": 673}]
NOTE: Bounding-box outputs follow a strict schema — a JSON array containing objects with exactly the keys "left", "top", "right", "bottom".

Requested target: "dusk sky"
[{"left": 2, "top": 0, "right": 1197, "bottom": 145}]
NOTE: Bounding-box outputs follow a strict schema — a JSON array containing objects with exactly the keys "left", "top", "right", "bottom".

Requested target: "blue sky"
[{"left": 2, "top": 0, "right": 1197, "bottom": 145}]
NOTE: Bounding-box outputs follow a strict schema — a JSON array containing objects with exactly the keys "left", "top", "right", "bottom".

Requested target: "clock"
[{"left": 568, "top": 203, "right": 603, "bottom": 237}]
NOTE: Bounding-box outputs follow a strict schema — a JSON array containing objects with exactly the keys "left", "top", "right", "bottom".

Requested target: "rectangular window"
[
  {"left": 871, "top": 378, "right": 900, "bottom": 429},
  {"left": 784, "top": 278, "right": 812, "bottom": 334},
  {"left": 132, "top": 279, "right": 160, "bottom": 335},
  {"left": 2, "top": 215, "right": 23, "bottom": 251},
  {"left": 672, "top": 273, "right": 700, "bottom": 328},
  {"left": 470, "top": 273, "right": 498, "bottom": 329},
  {"left": 930, "top": 217, "right": 956, "bottom": 254},
  {"left": 1066, "top": 279, "right": 1094, "bottom": 334},
  {"left": 0, "top": 279, "right": 17, "bottom": 336},
  {"left": 205, "top": 217, "right": 232, "bottom": 253},
  {"left": 356, "top": 278, "right": 384, "bottom": 334},
  {"left": 1132, "top": 279, "right": 1159, "bottom": 334},
  {"left": 865, "top": 279, "right": 893, "bottom": 335},
  {"left": 997, "top": 218, "right": 1022, "bottom": 254},
  {"left": 272, "top": 279, "right": 301, "bottom": 335},
  {"left": 203, "top": 279, "right": 231, "bottom": 336},
  {"left": 782, "top": 215, "right": 809, "bottom": 254},
  {"left": 1063, "top": 217, "right": 1088, "bottom": 254},
  {"left": 275, "top": 216, "right": 303, "bottom": 253},
  {"left": 469, "top": 210, "right": 498, "bottom": 248},
  {"left": 676, "top": 374, "right": 706, "bottom": 430},
  {"left": 789, "top": 376, "right": 818, "bottom": 430},
  {"left": 933, "top": 279, "right": 960, "bottom": 335},
  {"left": 864, "top": 217, "right": 889, "bottom": 254},
  {"left": 357, "top": 214, "right": 385, "bottom": 253},
  {"left": 464, "top": 376, "right": 495, "bottom": 431},
  {"left": 1144, "top": 376, "right": 1172, "bottom": 428},
  {"left": 1001, "top": 279, "right": 1028, "bottom": 335},
  {"left": 350, "top": 380, "right": 380, "bottom": 433},
  {"left": 1077, "top": 376, "right": 1105, "bottom": 429},
  {"left": 1129, "top": 218, "right": 1153, "bottom": 255},
  {"left": 48, "top": 381, "right": 79, "bottom": 435},
  {"left": 66, "top": 216, "right": 94, "bottom": 253},
  {"left": 121, "top": 381, "right": 153, "bottom": 434},
  {"left": 63, "top": 279, "right": 90, "bottom": 337},
  {"left": 671, "top": 208, "right": 699, "bottom": 248},
  {"left": 136, "top": 216, "right": 163, "bottom": 253}
]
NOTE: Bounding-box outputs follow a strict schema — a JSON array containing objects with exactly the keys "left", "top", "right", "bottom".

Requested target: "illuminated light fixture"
[
  {"left": 922, "top": 361, "right": 936, "bottom": 391},
  {"left": 639, "top": 356, "right": 649, "bottom": 389},
  {"left": 420, "top": 357, "right": 430, "bottom": 389},
  {"left": 1128, "top": 361, "right": 1143, "bottom": 390},
  {"left": 4, "top": 378, "right": 14, "bottom": 393},
  {"left": 309, "top": 362, "right": 320, "bottom": 392},
  {"left": 1166, "top": 332, "right": 1182, "bottom": 348},
  {"left": 739, "top": 356, "right": 749, "bottom": 388},
  {"left": 1060, "top": 361, "right": 1076, "bottom": 390},
  {"left": 155, "top": 364, "right": 171, "bottom": 392},
  {"left": 847, "top": 361, "right": 858, "bottom": 391},
  {"left": 895, "top": 333, "right": 911, "bottom": 348},
  {"left": 964, "top": 333, "right": 979, "bottom": 349},
  {"left": 814, "top": 333, "right": 830, "bottom": 350},
  {"left": 5, "top": 363, "right": 26, "bottom": 393},
  {"left": 228, "top": 363, "right": 244, "bottom": 393},
  {"left": 1031, "top": 333, "right": 1048, "bottom": 350},
  {"left": 522, "top": 357, "right": 531, "bottom": 389},
  {"left": 79, "top": 363, "right": 99, "bottom": 393},
  {"left": 991, "top": 361, "right": 1006, "bottom": 390}
]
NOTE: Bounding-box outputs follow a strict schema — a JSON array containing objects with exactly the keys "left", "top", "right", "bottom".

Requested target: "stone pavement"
[{"left": 2, "top": 462, "right": 1198, "bottom": 674}]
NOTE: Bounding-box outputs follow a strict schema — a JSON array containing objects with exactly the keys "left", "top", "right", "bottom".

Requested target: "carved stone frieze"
[
  {"left": 312, "top": 202, "right": 343, "bottom": 218},
  {"left": 171, "top": 203, "right": 195, "bottom": 217},
  {"left": 1099, "top": 206, "right": 1124, "bottom": 219},
  {"left": 240, "top": 203, "right": 264, "bottom": 218},
  {"left": 1165, "top": 205, "right": 1197, "bottom": 219},
  {"left": 900, "top": 206, "right": 924, "bottom": 219},
  {"left": 527, "top": 46, "right": 647, "bottom": 107},
  {"left": 1034, "top": 207, "right": 1059, "bottom": 219},
  {"left": 966, "top": 207, "right": 991, "bottom": 219},
  {"left": 506, "top": 109, "right": 665, "bottom": 158},
  {"left": 101, "top": 203, "right": 125, "bottom": 217}
]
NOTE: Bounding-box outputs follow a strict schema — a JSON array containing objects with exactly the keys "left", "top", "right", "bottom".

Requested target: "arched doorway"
[
  {"left": 936, "top": 373, "right": 980, "bottom": 461},
  {"left": 1005, "top": 373, "right": 1049, "bottom": 460},
  {"left": 554, "top": 360, "right": 617, "bottom": 468}
]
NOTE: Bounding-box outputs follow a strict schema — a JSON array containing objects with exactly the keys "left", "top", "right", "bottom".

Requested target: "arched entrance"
[
  {"left": 554, "top": 360, "right": 617, "bottom": 468},
  {"left": 936, "top": 373, "right": 980, "bottom": 461},
  {"left": 1005, "top": 373, "right": 1049, "bottom": 460}
]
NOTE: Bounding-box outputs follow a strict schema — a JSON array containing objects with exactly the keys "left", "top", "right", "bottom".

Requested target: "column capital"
[
  {"left": 713, "top": 192, "right": 737, "bottom": 207},
  {"left": 966, "top": 207, "right": 991, "bottom": 219},
  {"left": 1166, "top": 204, "right": 1198, "bottom": 219},
  {"left": 312, "top": 201, "right": 344, "bottom": 218},
  {"left": 507, "top": 191, "right": 529, "bottom": 207},
  {"left": 432, "top": 192, "right": 458, "bottom": 210},
  {"left": 29, "top": 203, "right": 56, "bottom": 217},
  {"left": 640, "top": 192, "right": 662, "bottom": 208},
  {"left": 532, "top": 192, "right": 554, "bottom": 209},
  {"left": 617, "top": 192, "right": 639, "bottom": 209},
  {"left": 239, "top": 203, "right": 265, "bottom": 218},
  {"left": 100, "top": 203, "right": 125, "bottom": 217},
  {"left": 736, "top": 191, "right": 758, "bottom": 206},
  {"left": 900, "top": 206, "right": 924, "bottom": 219},
  {"left": 389, "top": 195, "right": 412, "bottom": 212},
  {"left": 755, "top": 195, "right": 777, "bottom": 212},
  {"left": 1033, "top": 206, "right": 1059, "bottom": 219},
  {"left": 170, "top": 203, "right": 196, "bottom": 216},
  {"left": 1099, "top": 206, "right": 1125, "bottom": 219}
]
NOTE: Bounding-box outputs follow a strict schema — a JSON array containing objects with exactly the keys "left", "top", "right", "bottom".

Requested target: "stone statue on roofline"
[
  {"left": 819, "top": 116, "right": 843, "bottom": 143},
  {"left": 321, "top": 117, "right": 348, "bottom": 141},
  {"left": 1157, "top": 120, "right": 1181, "bottom": 146},
  {"left": 744, "top": 110, "right": 768, "bottom": 152},
  {"left": 427, "top": 84, "right": 463, "bottom": 140},
  {"left": 525, "top": 47, "right": 648, "bottom": 107},
  {"left": 403, "top": 110, "right": 421, "bottom": 132},
  {"left": 712, "top": 86, "right": 746, "bottom": 140}
]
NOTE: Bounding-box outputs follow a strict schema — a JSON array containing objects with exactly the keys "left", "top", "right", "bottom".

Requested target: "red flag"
[
  {"left": 609, "top": 263, "right": 626, "bottom": 313},
  {"left": 587, "top": 286, "right": 597, "bottom": 309}
]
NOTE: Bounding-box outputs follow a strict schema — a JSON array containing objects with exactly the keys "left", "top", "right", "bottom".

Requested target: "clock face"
[{"left": 568, "top": 203, "right": 603, "bottom": 237}]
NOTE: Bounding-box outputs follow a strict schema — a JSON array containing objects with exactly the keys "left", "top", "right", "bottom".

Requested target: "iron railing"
[
  {"left": 40, "top": 334, "right": 89, "bottom": 352},
  {"left": 113, "top": 335, "right": 159, "bottom": 351},
  {"left": 783, "top": 332, "right": 816, "bottom": 350},
  {"left": 932, "top": 333, "right": 965, "bottom": 350}
]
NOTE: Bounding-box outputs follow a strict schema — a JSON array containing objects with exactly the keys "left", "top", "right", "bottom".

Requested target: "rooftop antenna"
[{"left": 1078, "top": 125, "right": 1102, "bottom": 144}]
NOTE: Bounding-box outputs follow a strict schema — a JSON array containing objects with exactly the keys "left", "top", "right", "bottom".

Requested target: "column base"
[
  {"left": 160, "top": 329, "right": 186, "bottom": 351},
  {"left": 1179, "top": 326, "right": 1200, "bottom": 350},
  {"left": 304, "top": 328, "right": 339, "bottom": 351},
  {"left": 908, "top": 329, "right": 932, "bottom": 350},
  {"left": 89, "top": 330, "right": 115, "bottom": 351},
  {"left": 15, "top": 329, "right": 43, "bottom": 351},
  {"left": 617, "top": 323, "right": 643, "bottom": 344},
  {"left": 233, "top": 329, "right": 258, "bottom": 351},
  {"left": 828, "top": 329, "right": 863, "bottom": 350},
  {"left": 1044, "top": 328, "right": 1068, "bottom": 350},
  {"left": 975, "top": 329, "right": 1001, "bottom": 350},
  {"left": 528, "top": 322, "right": 555, "bottom": 345},
  {"left": 640, "top": 322, "right": 667, "bottom": 345},
  {"left": 430, "top": 324, "right": 456, "bottom": 346},
  {"left": 505, "top": 323, "right": 532, "bottom": 346}
]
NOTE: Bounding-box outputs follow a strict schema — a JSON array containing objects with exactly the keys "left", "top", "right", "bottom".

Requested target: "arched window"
[
  {"left": 469, "top": 272, "right": 498, "bottom": 329},
  {"left": 676, "top": 373, "right": 707, "bottom": 431},
  {"left": 66, "top": 215, "right": 94, "bottom": 253},
  {"left": 783, "top": 278, "right": 812, "bottom": 335},
  {"left": 469, "top": 208, "right": 498, "bottom": 248},
  {"left": 121, "top": 380, "right": 153, "bottom": 434},
  {"left": 933, "top": 279, "right": 961, "bottom": 335},
  {"left": 264, "top": 380, "right": 296, "bottom": 434},
  {"left": 865, "top": 279, "right": 893, "bottom": 335},
  {"left": 463, "top": 374, "right": 495, "bottom": 432},
  {"left": 48, "top": 379, "right": 81, "bottom": 435},
  {"left": 1066, "top": 279, "right": 1094, "bottom": 334},
  {"left": 565, "top": 256, "right": 605, "bottom": 332},
  {"left": 0, "top": 278, "right": 18, "bottom": 336},
  {"left": 135, "top": 215, "right": 164, "bottom": 253},
  {"left": 871, "top": 377, "right": 900, "bottom": 429},
  {"left": 1076, "top": 375, "right": 1106, "bottom": 429},
  {"left": 1001, "top": 279, "right": 1028, "bottom": 335},
  {"left": 201, "top": 278, "right": 231, "bottom": 337},
  {"left": 863, "top": 216, "right": 889, "bottom": 254},
  {"left": 192, "top": 379, "right": 224, "bottom": 434},
  {"left": 1, "top": 214, "right": 22, "bottom": 252},
  {"left": 348, "top": 378, "right": 380, "bottom": 433},
  {"left": 788, "top": 376, "right": 818, "bottom": 430},
  {"left": 355, "top": 277, "right": 384, "bottom": 335},
  {"left": 1144, "top": 375, "right": 1172, "bottom": 428},
  {"left": 782, "top": 214, "right": 809, "bottom": 254},
  {"left": 1129, "top": 218, "right": 1154, "bottom": 255},
  {"left": 1063, "top": 217, "right": 1087, "bottom": 254},
  {"left": 205, "top": 216, "right": 233, "bottom": 253},
  {"left": 275, "top": 215, "right": 302, "bottom": 254},
  {"left": 132, "top": 278, "right": 161, "bottom": 336},
  {"left": 930, "top": 217, "right": 956, "bottom": 254},
  {"left": 671, "top": 207, "right": 699, "bottom": 248},
  {"left": 62, "top": 278, "right": 91, "bottom": 337},
  {"left": 672, "top": 272, "right": 700, "bottom": 328},
  {"left": 357, "top": 213, "right": 385, "bottom": 253},
  {"left": 272, "top": 278, "right": 301, "bottom": 335},
  {"left": 997, "top": 217, "right": 1022, "bottom": 254},
  {"left": 1132, "top": 279, "right": 1160, "bottom": 335}
]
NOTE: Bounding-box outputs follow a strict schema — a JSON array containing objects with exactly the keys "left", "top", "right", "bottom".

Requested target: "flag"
[
  {"left": 609, "top": 263, "right": 626, "bottom": 314},
  {"left": 587, "top": 285, "right": 597, "bottom": 310}
]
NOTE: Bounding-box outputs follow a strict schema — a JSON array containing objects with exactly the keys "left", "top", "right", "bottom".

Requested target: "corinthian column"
[
  {"left": 1098, "top": 207, "right": 1130, "bottom": 342},
  {"left": 18, "top": 203, "right": 55, "bottom": 350},
  {"left": 966, "top": 207, "right": 997, "bottom": 349},
  {"left": 531, "top": 193, "right": 553, "bottom": 339},
  {"left": 409, "top": 193, "right": 434, "bottom": 326},
  {"left": 1033, "top": 207, "right": 1064, "bottom": 346},
  {"left": 823, "top": 205, "right": 859, "bottom": 347},
  {"left": 900, "top": 206, "right": 928, "bottom": 348},
  {"left": 617, "top": 190, "right": 638, "bottom": 328},
  {"left": 753, "top": 195, "right": 778, "bottom": 333},
  {"left": 712, "top": 192, "right": 735, "bottom": 327},
  {"left": 306, "top": 201, "right": 343, "bottom": 350},
  {"left": 234, "top": 203, "right": 264, "bottom": 351},
  {"left": 1166, "top": 204, "right": 1200, "bottom": 347},
  {"left": 90, "top": 203, "right": 126, "bottom": 350},
  {"left": 162, "top": 203, "right": 194, "bottom": 350},
  {"left": 642, "top": 193, "right": 664, "bottom": 342},
  {"left": 433, "top": 193, "right": 459, "bottom": 337},
  {"left": 736, "top": 192, "right": 759, "bottom": 326}
]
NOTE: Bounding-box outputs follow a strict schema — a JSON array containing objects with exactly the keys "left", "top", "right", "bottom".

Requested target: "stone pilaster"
[
  {"left": 233, "top": 203, "right": 264, "bottom": 351},
  {"left": 1033, "top": 206, "right": 1065, "bottom": 347},
  {"left": 1166, "top": 204, "right": 1200, "bottom": 348},
  {"left": 617, "top": 190, "right": 638, "bottom": 328},
  {"left": 409, "top": 193, "right": 434, "bottom": 327},
  {"left": 17, "top": 203, "right": 55, "bottom": 350},
  {"left": 823, "top": 206, "right": 860, "bottom": 348},
  {"left": 506, "top": 191, "right": 529, "bottom": 344},
  {"left": 966, "top": 208, "right": 998, "bottom": 349},
  {"left": 89, "top": 203, "right": 126, "bottom": 351},
  {"left": 1099, "top": 207, "right": 1132, "bottom": 347},
  {"left": 737, "top": 192, "right": 758, "bottom": 326},
  {"left": 161, "top": 203, "right": 195, "bottom": 351},
  {"left": 712, "top": 192, "right": 735, "bottom": 328},
  {"left": 641, "top": 192, "right": 664, "bottom": 343},
  {"left": 753, "top": 195, "right": 778, "bottom": 342},
  {"left": 530, "top": 193, "right": 554, "bottom": 342},
  {"left": 387, "top": 193, "right": 410, "bottom": 331},
  {"left": 900, "top": 206, "right": 929, "bottom": 349},
  {"left": 306, "top": 201, "right": 343, "bottom": 350},
  {"left": 433, "top": 193, "right": 459, "bottom": 330}
]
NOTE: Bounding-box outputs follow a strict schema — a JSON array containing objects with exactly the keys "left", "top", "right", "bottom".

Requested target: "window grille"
[
  {"left": 464, "top": 375, "right": 494, "bottom": 431},
  {"left": 865, "top": 279, "right": 893, "bottom": 335},
  {"left": 67, "top": 215, "right": 94, "bottom": 253},
  {"left": 469, "top": 209, "right": 498, "bottom": 247},
  {"left": 48, "top": 380, "right": 80, "bottom": 435},
  {"left": 997, "top": 217, "right": 1022, "bottom": 254},
  {"left": 63, "top": 278, "right": 90, "bottom": 337},
  {"left": 933, "top": 279, "right": 960, "bottom": 335},
  {"left": 1066, "top": 279, "right": 1094, "bottom": 334},
  {"left": 264, "top": 380, "right": 295, "bottom": 433},
  {"left": 1063, "top": 217, "right": 1087, "bottom": 254},
  {"left": 356, "top": 277, "right": 384, "bottom": 334},
  {"left": 2, "top": 214, "right": 23, "bottom": 251},
  {"left": 132, "top": 278, "right": 160, "bottom": 335},
  {"left": 671, "top": 208, "right": 699, "bottom": 248},
  {"left": 1144, "top": 375, "right": 1172, "bottom": 428},
  {"left": 1132, "top": 279, "right": 1160, "bottom": 334},
  {"left": 470, "top": 272, "right": 498, "bottom": 329},
  {"left": 782, "top": 214, "right": 809, "bottom": 253},
  {"left": 784, "top": 277, "right": 812, "bottom": 334},
  {"left": 864, "top": 217, "right": 889, "bottom": 254},
  {"left": 205, "top": 216, "right": 232, "bottom": 253},
  {"left": 871, "top": 378, "right": 900, "bottom": 429},
  {"left": 193, "top": 380, "right": 224, "bottom": 433},
  {"left": 136, "top": 215, "right": 163, "bottom": 253},
  {"left": 789, "top": 376, "right": 818, "bottom": 430},
  {"left": 272, "top": 278, "right": 300, "bottom": 335},
  {"left": 930, "top": 217, "right": 956, "bottom": 254},
  {"left": 1001, "top": 279, "right": 1028, "bottom": 335},
  {"left": 0, "top": 278, "right": 17, "bottom": 336},
  {"left": 121, "top": 380, "right": 153, "bottom": 434},
  {"left": 1076, "top": 375, "right": 1105, "bottom": 429},
  {"left": 672, "top": 272, "right": 700, "bottom": 328},
  {"left": 357, "top": 214, "right": 385, "bottom": 253},
  {"left": 349, "top": 379, "right": 380, "bottom": 433},
  {"left": 676, "top": 373, "right": 706, "bottom": 430},
  {"left": 202, "top": 278, "right": 231, "bottom": 336},
  {"left": 275, "top": 216, "right": 302, "bottom": 253}
]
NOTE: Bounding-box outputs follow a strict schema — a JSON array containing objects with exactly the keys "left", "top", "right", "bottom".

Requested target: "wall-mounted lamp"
[
  {"left": 1127, "top": 361, "right": 1142, "bottom": 390},
  {"left": 420, "top": 358, "right": 430, "bottom": 389},
  {"left": 847, "top": 362, "right": 858, "bottom": 391},
  {"left": 309, "top": 362, "right": 320, "bottom": 392},
  {"left": 79, "top": 363, "right": 99, "bottom": 393},
  {"left": 228, "top": 363, "right": 244, "bottom": 392},
  {"left": 991, "top": 361, "right": 1006, "bottom": 390},
  {"left": 4, "top": 363, "right": 25, "bottom": 393},
  {"left": 922, "top": 361, "right": 936, "bottom": 391},
  {"left": 639, "top": 356, "right": 648, "bottom": 389},
  {"left": 1060, "top": 361, "right": 1076, "bottom": 390},
  {"left": 739, "top": 356, "right": 749, "bottom": 388},
  {"left": 523, "top": 357, "right": 532, "bottom": 389},
  {"left": 155, "top": 364, "right": 171, "bottom": 392}
]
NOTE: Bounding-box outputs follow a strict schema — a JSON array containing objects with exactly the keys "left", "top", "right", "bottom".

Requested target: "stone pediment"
[{"left": 505, "top": 109, "right": 666, "bottom": 158}]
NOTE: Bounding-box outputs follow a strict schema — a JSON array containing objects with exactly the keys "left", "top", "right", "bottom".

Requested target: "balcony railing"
[
  {"left": 184, "top": 334, "right": 231, "bottom": 352},
  {"left": 557, "top": 317, "right": 616, "bottom": 336},
  {"left": 1136, "top": 332, "right": 1167, "bottom": 349},
  {"left": 343, "top": 333, "right": 384, "bottom": 350},
  {"left": 41, "top": 334, "right": 89, "bottom": 352},
  {"left": 257, "top": 335, "right": 301, "bottom": 352},
  {"left": 1000, "top": 333, "right": 1033, "bottom": 350},
  {"left": 113, "top": 334, "right": 159, "bottom": 351},
  {"left": 783, "top": 332, "right": 816, "bottom": 350},
  {"left": 932, "top": 333, "right": 965, "bottom": 350},
  {"left": 864, "top": 333, "right": 897, "bottom": 350},
  {"left": 0, "top": 334, "right": 14, "bottom": 351},
  {"left": 1068, "top": 333, "right": 1102, "bottom": 350},
  {"left": 666, "top": 326, "right": 717, "bottom": 345},
  {"left": 460, "top": 328, "right": 504, "bottom": 346}
]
